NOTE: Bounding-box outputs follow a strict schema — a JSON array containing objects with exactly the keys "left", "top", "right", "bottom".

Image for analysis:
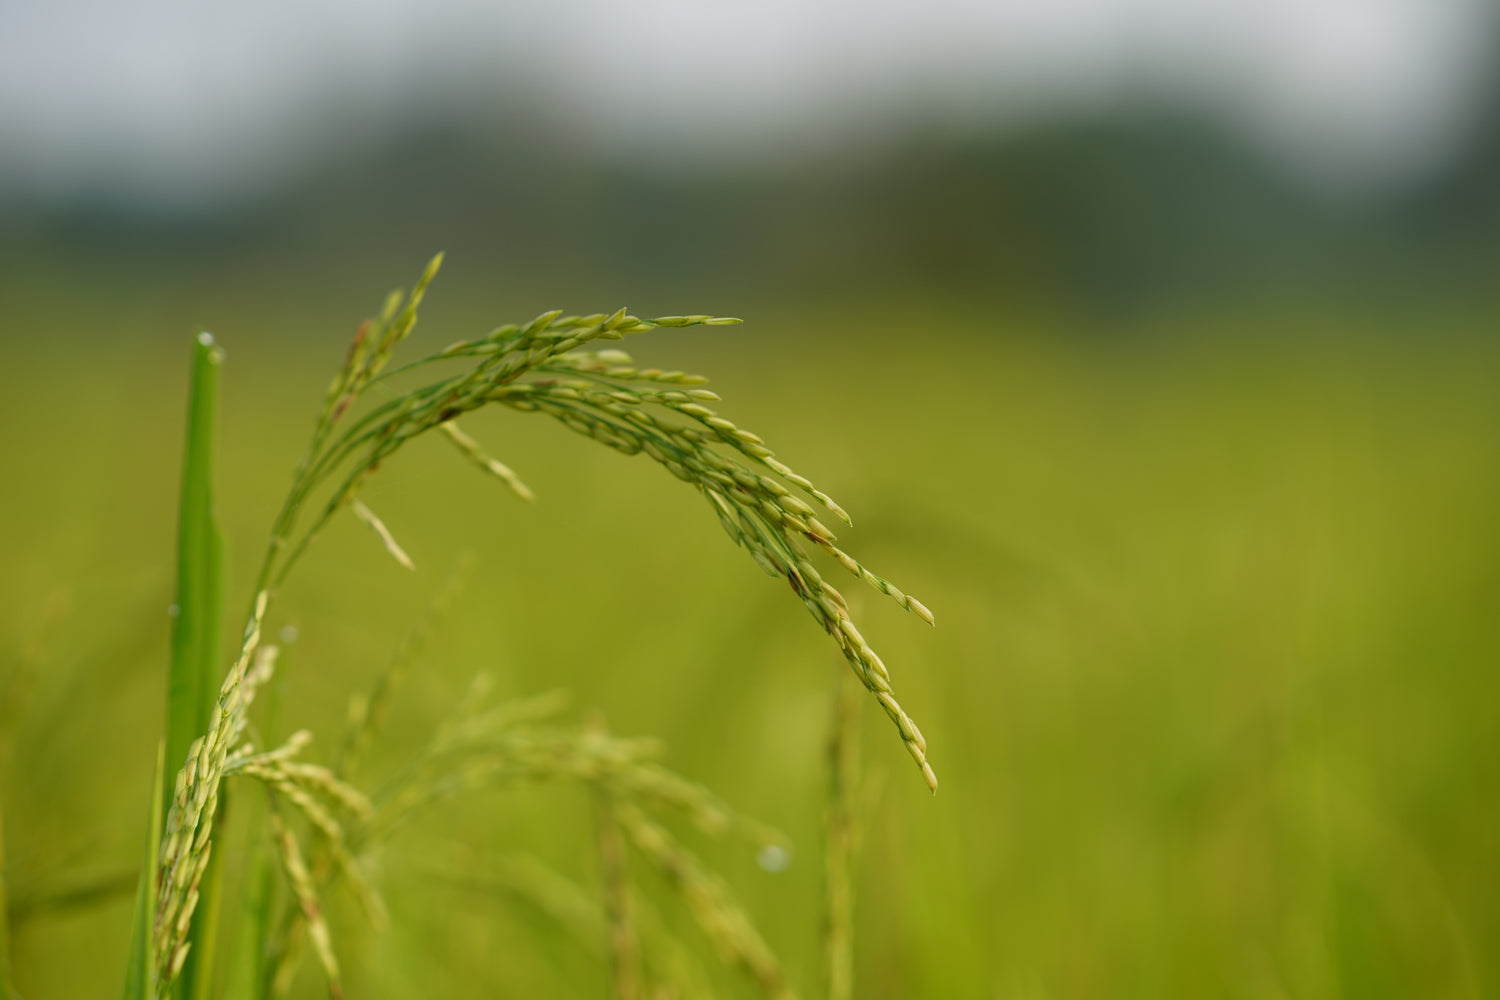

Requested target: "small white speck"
[
  {"left": 757, "top": 844, "right": 791, "bottom": 873},
  {"left": 167, "top": 603, "right": 180, "bottom": 618},
  {"left": 279, "top": 625, "right": 299, "bottom": 644}
]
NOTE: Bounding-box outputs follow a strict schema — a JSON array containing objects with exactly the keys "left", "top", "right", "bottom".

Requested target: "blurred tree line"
[{"left": 3, "top": 80, "right": 1498, "bottom": 328}]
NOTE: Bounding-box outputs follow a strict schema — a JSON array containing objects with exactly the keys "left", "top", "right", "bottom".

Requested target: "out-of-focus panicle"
[
  {"left": 262, "top": 660, "right": 795, "bottom": 998},
  {"left": 267, "top": 807, "right": 343, "bottom": 1000},
  {"left": 616, "top": 802, "right": 795, "bottom": 1000},
  {"left": 225, "top": 734, "right": 385, "bottom": 930}
]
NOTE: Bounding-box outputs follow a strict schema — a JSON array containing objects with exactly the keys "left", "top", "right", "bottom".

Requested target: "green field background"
[{"left": 3, "top": 270, "right": 1498, "bottom": 997}]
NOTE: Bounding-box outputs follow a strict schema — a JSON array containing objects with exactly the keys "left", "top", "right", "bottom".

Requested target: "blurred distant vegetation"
[{"left": 4, "top": 81, "right": 1498, "bottom": 329}]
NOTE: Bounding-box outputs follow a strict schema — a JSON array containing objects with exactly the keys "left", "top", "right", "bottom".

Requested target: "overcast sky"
[{"left": 1, "top": 0, "right": 1495, "bottom": 206}]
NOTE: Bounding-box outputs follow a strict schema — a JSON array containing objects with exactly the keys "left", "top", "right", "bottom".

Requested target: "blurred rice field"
[{"left": 2, "top": 283, "right": 1499, "bottom": 997}]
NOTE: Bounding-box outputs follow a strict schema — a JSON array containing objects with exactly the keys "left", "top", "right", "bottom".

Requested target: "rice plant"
[{"left": 123, "top": 255, "right": 936, "bottom": 998}]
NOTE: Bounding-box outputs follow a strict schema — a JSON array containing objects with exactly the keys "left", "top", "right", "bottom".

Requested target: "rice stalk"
[{"left": 145, "top": 255, "right": 935, "bottom": 996}]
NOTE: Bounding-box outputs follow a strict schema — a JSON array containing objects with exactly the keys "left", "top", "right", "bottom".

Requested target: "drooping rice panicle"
[
  {"left": 255, "top": 257, "right": 935, "bottom": 788},
  {"left": 480, "top": 383, "right": 937, "bottom": 788}
]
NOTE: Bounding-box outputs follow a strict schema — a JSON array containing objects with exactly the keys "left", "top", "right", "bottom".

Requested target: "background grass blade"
[
  {"left": 165, "top": 332, "right": 227, "bottom": 999},
  {"left": 123, "top": 741, "right": 167, "bottom": 1000},
  {"left": 0, "top": 805, "right": 12, "bottom": 1000}
]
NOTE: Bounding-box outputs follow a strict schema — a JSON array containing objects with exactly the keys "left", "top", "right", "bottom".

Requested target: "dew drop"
[{"left": 757, "top": 844, "right": 791, "bottom": 873}]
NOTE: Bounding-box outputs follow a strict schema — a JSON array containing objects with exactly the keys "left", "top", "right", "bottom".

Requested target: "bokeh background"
[{"left": 4, "top": 1, "right": 1500, "bottom": 996}]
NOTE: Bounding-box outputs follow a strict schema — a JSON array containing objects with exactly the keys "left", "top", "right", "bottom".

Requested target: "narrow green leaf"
[
  {"left": 123, "top": 740, "right": 167, "bottom": 1000},
  {"left": 167, "top": 331, "right": 226, "bottom": 778},
  {"left": 166, "top": 332, "right": 228, "bottom": 1000}
]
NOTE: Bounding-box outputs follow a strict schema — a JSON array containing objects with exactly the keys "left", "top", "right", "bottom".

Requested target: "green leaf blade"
[
  {"left": 167, "top": 331, "right": 227, "bottom": 777},
  {"left": 165, "top": 332, "right": 228, "bottom": 1000}
]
